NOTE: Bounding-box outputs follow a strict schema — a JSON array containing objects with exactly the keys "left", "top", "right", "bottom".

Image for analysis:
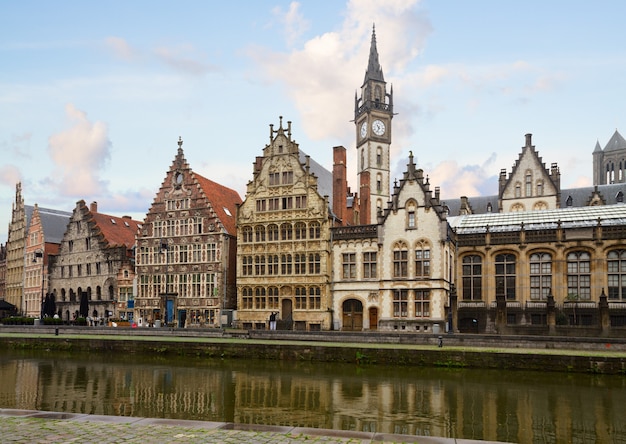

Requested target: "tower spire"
[{"left": 364, "top": 24, "right": 384, "bottom": 84}]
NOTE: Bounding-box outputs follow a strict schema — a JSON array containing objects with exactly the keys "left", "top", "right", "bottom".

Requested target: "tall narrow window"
[
  {"left": 308, "top": 253, "right": 321, "bottom": 274},
  {"left": 309, "top": 287, "right": 321, "bottom": 309},
  {"left": 567, "top": 251, "right": 591, "bottom": 300},
  {"left": 530, "top": 253, "right": 552, "bottom": 300},
  {"left": 342, "top": 253, "right": 356, "bottom": 279},
  {"left": 415, "top": 244, "right": 430, "bottom": 277},
  {"left": 393, "top": 242, "right": 408, "bottom": 278},
  {"left": 414, "top": 290, "right": 430, "bottom": 317},
  {"left": 608, "top": 250, "right": 626, "bottom": 300},
  {"left": 393, "top": 289, "right": 408, "bottom": 317},
  {"left": 254, "top": 255, "right": 266, "bottom": 275},
  {"left": 495, "top": 253, "right": 516, "bottom": 300},
  {"left": 525, "top": 172, "right": 532, "bottom": 197},
  {"left": 363, "top": 251, "right": 377, "bottom": 279}
]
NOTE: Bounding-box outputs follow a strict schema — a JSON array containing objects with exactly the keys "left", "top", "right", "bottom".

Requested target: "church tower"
[{"left": 355, "top": 25, "right": 393, "bottom": 224}]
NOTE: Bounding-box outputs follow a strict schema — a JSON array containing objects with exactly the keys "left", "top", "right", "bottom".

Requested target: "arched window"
[
  {"left": 267, "top": 224, "right": 279, "bottom": 241},
  {"left": 414, "top": 240, "right": 430, "bottom": 277},
  {"left": 254, "top": 287, "right": 266, "bottom": 309},
  {"left": 529, "top": 253, "right": 552, "bottom": 300},
  {"left": 608, "top": 250, "right": 626, "bottom": 300},
  {"left": 281, "top": 223, "right": 292, "bottom": 240},
  {"left": 495, "top": 253, "right": 516, "bottom": 300},
  {"left": 515, "top": 182, "right": 521, "bottom": 198},
  {"left": 255, "top": 226, "right": 265, "bottom": 242},
  {"left": 393, "top": 241, "right": 408, "bottom": 278},
  {"left": 242, "top": 226, "right": 253, "bottom": 243},
  {"left": 566, "top": 251, "right": 591, "bottom": 300},
  {"left": 242, "top": 287, "right": 253, "bottom": 309},
  {"left": 536, "top": 180, "right": 544, "bottom": 196},
  {"left": 406, "top": 200, "right": 417, "bottom": 229},
  {"left": 308, "top": 222, "right": 320, "bottom": 239},
  {"left": 462, "top": 255, "right": 482, "bottom": 301},
  {"left": 294, "top": 222, "right": 306, "bottom": 240}
]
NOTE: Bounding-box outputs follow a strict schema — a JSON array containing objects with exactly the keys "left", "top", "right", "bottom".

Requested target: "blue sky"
[{"left": 2, "top": 0, "right": 625, "bottom": 243}]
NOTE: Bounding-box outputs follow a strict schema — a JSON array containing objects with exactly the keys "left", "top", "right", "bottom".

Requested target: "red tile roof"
[
  {"left": 193, "top": 173, "right": 242, "bottom": 235},
  {"left": 90, "top": 210, "right": 142, "bottom": 249}
]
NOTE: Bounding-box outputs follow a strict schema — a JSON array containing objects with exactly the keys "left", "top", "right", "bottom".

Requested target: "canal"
[{"left": 1, "top": 349, "right": 625, "bottom": 443}]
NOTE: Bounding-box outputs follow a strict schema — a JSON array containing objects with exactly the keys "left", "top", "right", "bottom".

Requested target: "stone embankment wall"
[{"left": 1, "top": 326, "right": 625, "bottom": 374}]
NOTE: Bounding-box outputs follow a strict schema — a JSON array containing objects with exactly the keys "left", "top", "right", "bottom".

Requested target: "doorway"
[
  {"left": 368, "top": 307, "right": 378, "bottom": 330},
  {"left": 342, "top": 299, "right": 363, "bottom": 331},
  {"left": 280, "top": 299, "right": 293, "bottom": 330}
]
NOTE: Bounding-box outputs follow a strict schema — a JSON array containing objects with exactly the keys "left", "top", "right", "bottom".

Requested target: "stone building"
[
  {"left": 49, "top": 201, "right": 141, "bottom": 323},
  {"left": 4, "top": 183, "right": 27, "bottom": 312},
  {"left": 24, "top": 204, "right": 71, "bottom": 317},
  {"left": 236, "top": 118, "right": 334, "bottom": 331},
  {"left": 135, "top": 138, "right": 241, "bottom": 327},
  {"left": 332, "top": 153, "right": 454, "bottom": 332},
  {"left": 593, "top": 129, "right": 626, "bottom": 185}
]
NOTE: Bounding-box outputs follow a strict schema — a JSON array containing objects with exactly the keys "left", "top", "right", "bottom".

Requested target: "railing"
[
  {"left": 356, "top": 100, "right": 392, "bottom": 116},
  {"left": 331, "top": 224, "right": 378, "bottom": 240}
]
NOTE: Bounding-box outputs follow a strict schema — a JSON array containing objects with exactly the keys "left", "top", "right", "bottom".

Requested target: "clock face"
[
  {"left": 372, "top": 120, "right": 385, "bottom": 136},
  {"left": 360, "top": 121, "right": 367, "bottom": 138}
]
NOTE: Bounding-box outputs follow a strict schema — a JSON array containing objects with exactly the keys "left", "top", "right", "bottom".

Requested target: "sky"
[{"left": 2, "top": 0, "right": 626, "bottom": 243}]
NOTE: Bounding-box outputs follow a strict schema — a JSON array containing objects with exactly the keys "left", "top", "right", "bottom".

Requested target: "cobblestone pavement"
[{"left": 0, "top": 410, "right": 509, "bottom": 444}]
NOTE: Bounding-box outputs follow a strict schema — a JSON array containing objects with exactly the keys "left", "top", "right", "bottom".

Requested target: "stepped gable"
[{"left": 192, "top": 173, "right": 242, "bottom": 235}]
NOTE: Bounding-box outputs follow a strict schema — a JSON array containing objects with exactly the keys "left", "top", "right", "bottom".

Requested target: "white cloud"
[
  {"left": 48, "top": 104, "right": 111, "bottom": 196},
  {"left": 272, "top": 2, "right": 311, "bottom": 46},
  {"left": 0, "top": 164, "right": 22, "bottom": 188},
  {"left": 429, "top": 153, "right": 499, "bottom": 199},
  {"left": 104, "top": 36, "right": 137, "bottom": 61}
]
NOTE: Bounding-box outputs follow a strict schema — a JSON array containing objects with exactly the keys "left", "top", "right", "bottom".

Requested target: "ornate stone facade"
[
  {"left": 49, "top": 201, "right": 141, "bottom": 323},
  {"left": 134, "top": 138, "right": 241, "bottom": 327},
  {"left": 236, "top": 118, "right": 333, "bottom": 331}
]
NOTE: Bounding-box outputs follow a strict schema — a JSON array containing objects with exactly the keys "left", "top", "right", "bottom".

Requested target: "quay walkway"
[{"left": 0, "top": 409, "right": 510, "bottom": 444}]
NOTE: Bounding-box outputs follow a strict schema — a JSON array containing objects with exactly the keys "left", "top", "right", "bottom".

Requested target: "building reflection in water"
[{"left": 0, "top": 351, "right": 625, "bottom": 443}]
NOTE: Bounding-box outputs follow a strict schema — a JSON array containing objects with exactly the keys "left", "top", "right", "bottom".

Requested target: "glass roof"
[{"left": 448, "top": 204, "right": 626, "bottom": 233}]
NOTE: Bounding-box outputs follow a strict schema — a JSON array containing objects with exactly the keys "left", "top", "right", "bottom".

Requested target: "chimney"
[
  {"left": 90, "top": 201, "right": 98, "bottom": 213},
  {"left": 333, "top": 146, "right": 348, "bottom": 226}
]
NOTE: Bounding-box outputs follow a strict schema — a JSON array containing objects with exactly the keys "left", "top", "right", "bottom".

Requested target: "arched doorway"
[
  {"left": 368, "top": 307, "right": 378, "bottom": 330},
  {"left": 280, "top": 299, "right": 293, "bottom": 330},
  {"left": 342, "top": 299, "right": 363, "bottom": 331}
]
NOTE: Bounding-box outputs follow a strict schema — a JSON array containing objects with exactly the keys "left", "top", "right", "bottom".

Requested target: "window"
[
  {"left": 393, "top": 242, "right": 408, "bottom": 278},
  {"left": 308, "top": 253, "right": 321, "bottom": 274},
  {"left": 206, "top": 243, "right": 216, "bottom": 262},
  {"left": 537, "top": 180, "right": 544, "bottom": 196},
  {"left": 281, "top": 223, "right": 293, "bottom": 240},
  {"left": 252, "top": 226, "right": 264, "bottom": 243},
  {"left": 282, "top": 197, "right": 293, "bottom": 209},
  {"left": 242, "top": 226, "right": 253, "bottom": 243},
  {"left": 192, "top": 244, "right": 202, "bottom": 262},
  {"left": 376, "top": 147, "right": 382, "bottom": 166},
  {"left": 530, "top": 253, "right": 552, "bottom": 300},
  {"left": 342, "top": 253, "right": 356, "bottom": 279},
  {"left": 295, "top": 195, "right": 307, "bottom": 208},
  {"left": 525, "top": 172, "right": 532, "bottom": 197},
  {"left": 415, "top": 290, "right": 430, "bottom": 317},
  {"left": 608, "top": 250, "right": 626, "bottom": 300},
  {"left": 408, "top": 211, "right": 416, "bottom": 229},
  {"left": 267, "top": 255, "right": 279, "bottom": 275},
  {"left": 376, "top": 173, "right": 382, "bottom": 192},
  {"left": 267, "top": 224, "right": 279, "bottom": 241},
  {"left": 268, "top": 287, "right": 279, "bottom": 309},
  {"left": 309, "top": 222, "right": 320, "bottom": 239},
  {"left": 255, "top": 255, "right": 266, "bottom": 275},
  {"left": 295, "top": 287, "right": 307, "bottom": 309},
  {"left": 192, "top": 274, "right": 201, "bottom": 297},
  {"left": 282, "top": 171, "right": 293, "bottom": 184},
  {"left": 242, "top": 287, "right": 253, "bottom": 309},
  {"left": 515, "top": 183, "right": 521, "bottom": 198},
  {"left": 495, "top": 253, "right": 516, "bottom": 300},
  {"left": 363, "top": 251, "right": 377, "bottom": 279},
  {"left": 281, "top": 254, "right": 292, "bottom": 274},
  {"left": 567, "top": 251, "right": 591, "bottom": 300},
  {"left": 294, "top": 253, "right": 306, "bottom": 274},
  {"left": 85, "top": 238, "right": 91, "bottom": 250},
  {"left": 393, "top": 289, "right": 408, "bottom": 317},
  {"left": 242, "top": 256, "right": 253, "bottom": 276},
  {"left": 256, "top": 199, "right": 266, "bottom": 212},
  {"left": 309, "top": 287, "right": 321, "bottom": 309},
  {"left": 268, "top": 198, "right": 280, "bottom": 211},
  {"left": 415, "top": 245, "right": 430, "bottom": 277},
  {"left": 179, "top": 245, "right": 188, "bottom": 263},
  {"left": 205, "top": 273, "right": 216, "bottom": 297},
  {"left": 294, "top": 222, "right": 306, "bottom": 240},
  {"left": 255, "top": 287, "right": 266, "bottom": 309},
  {"left": 269, "top": 172, "right": 280, "bottom": 186}
]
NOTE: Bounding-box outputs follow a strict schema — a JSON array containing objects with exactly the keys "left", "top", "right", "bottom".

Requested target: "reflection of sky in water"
[{"left": 0, "top": 350, "right": 624, "bottom": 443}]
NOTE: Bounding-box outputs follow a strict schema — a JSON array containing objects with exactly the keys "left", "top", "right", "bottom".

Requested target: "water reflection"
[{"left": 1, "top": 350, "right": 625, "bottom": 443}]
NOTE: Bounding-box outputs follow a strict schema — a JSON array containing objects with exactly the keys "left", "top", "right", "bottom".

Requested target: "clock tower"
[{"left": 355, "top": 25, "right": 393, "bottom": 224}]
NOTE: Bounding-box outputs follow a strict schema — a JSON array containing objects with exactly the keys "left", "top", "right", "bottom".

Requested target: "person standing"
[{"left": 269, "top": 312, "right": 277, "bottom": 330}]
